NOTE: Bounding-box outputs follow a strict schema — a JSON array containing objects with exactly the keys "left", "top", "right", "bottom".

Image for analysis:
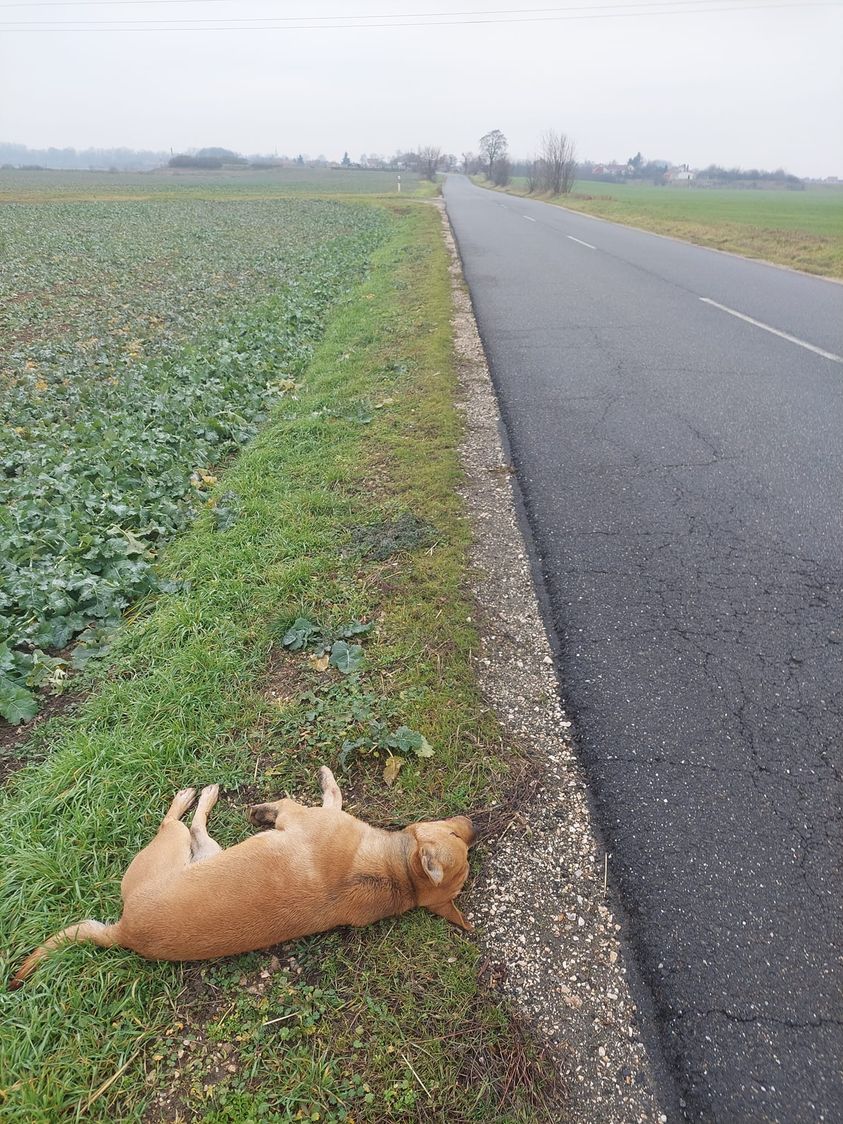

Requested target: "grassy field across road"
[
  {"left": 0, "top": 180, "right": 558, "bottom": 1120},
  {"left": 478, "top": 176, "right": 843, "bottom": 278}
]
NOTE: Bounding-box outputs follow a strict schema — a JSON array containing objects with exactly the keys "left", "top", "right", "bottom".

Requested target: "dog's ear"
[{"left": 419, "top": 843, "right": 445, "bottom": 886}]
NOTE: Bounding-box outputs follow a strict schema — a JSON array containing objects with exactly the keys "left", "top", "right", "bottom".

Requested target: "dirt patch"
[
  {"left": 438, "top": 197, "right": 671, "bottom": 1122},
  {"left": 141, "top": 954, "right": 296, "bottom": 1123},
  {"left": 260, "top": 647, "right": 314, "bottom": 708},
  {"left": 0, "top": 688, "right": 83, "bottom": 785}
]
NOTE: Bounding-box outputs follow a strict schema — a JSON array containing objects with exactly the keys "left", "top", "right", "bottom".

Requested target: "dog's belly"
[
  {"left": 119, "top": 822, "right": 381, "bottom": 960},
  {"left": 122, "top": 895, "right": 334, "bottom": 960}
]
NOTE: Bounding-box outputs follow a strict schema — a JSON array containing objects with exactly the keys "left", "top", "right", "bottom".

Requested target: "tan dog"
[{"left": 11, "top": 767, "right": 474, "bottom": 987}]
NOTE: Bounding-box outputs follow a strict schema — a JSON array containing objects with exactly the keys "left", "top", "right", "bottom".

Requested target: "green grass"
[
  {"left": 0, "top": 200, "right": 559, "bottom": 1121},
  {"left": 479, "top": 176, "right": 843, "bottom": 278}
]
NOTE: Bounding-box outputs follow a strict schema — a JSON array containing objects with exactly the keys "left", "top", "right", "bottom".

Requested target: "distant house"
[
  {"left": 665, "top": 164, "right": 695, "bottom": 184},
  {"left": 590, "top": 162, "right": 630, "bottom": 178}
]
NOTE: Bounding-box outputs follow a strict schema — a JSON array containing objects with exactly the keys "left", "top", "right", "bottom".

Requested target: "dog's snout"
[{"left": 450, "top": 816, "right": 475, "bottom": 846}]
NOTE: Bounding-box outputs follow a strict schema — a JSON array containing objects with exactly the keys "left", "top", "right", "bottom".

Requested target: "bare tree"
[
  {"left": 524, "top": 156, "right": 541, "bottom": 193},
  {"left": 461, "top": 151, "right": 477, "bottom": 174},
  {"left": 417, "top": 145, "right": 443, "bottom": 181},
  {"left": 539, "top": 129, "right": 577, "bottom": 195},
  {"left": 560, "top": 141, "right": 577, "bottom": 195},
  {"left": 479, "top": 129, "right": 507, "bottom": 180}
]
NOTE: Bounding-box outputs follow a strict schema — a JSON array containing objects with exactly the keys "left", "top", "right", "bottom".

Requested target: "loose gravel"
[{"left": 438, "top": 199, "right": 671, "bottom": 1123}]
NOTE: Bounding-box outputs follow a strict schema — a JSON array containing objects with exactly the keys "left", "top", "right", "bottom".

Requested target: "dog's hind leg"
[
  {"left": 13, "top": 789, "right": 199, "bottom": 988},
  {"left": 318, "top": 766, "right": 343, "bottom": 810},
  {"left": 190, "top": 784, "right": 222, "bottom": 864},
  {"left": 121, "top": 788, "right": 196, "bottom": 899}
]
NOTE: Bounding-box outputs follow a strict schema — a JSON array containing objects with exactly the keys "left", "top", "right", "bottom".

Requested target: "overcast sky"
[{"left": 1, "top": 0, "right": 841, "bottom": 177}]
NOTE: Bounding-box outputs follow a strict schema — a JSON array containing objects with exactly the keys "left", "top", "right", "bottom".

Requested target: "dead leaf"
[
  {"left": 309, "top": 653, "right": 330, "bottom": 672},
  {"left": 383, "top": 755, "right": 404, "bottom": 786}
]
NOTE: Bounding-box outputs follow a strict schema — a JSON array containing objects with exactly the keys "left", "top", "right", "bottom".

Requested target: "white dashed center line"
[
  {"left": 700, "top": 298, "right": 843, "bottom": 364},
  {"left": 567, "top": 235, "right": 596, "bottom": 249},
  {"left": 523, "top": 215, "right": 536, "bottom": 222}
]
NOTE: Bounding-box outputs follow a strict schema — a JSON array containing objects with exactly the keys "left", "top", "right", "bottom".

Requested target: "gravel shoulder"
[{"left": 438, "top": 198, "right": 674, "bottom": 1123}]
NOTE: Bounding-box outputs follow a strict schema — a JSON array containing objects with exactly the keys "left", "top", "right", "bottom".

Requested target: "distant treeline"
[
  {"left": 0, "top": 142, "right": 169, "bottom": 171},
  {"left": 168, "top": 148, "right": 249, "bottom": 169},
  {"left": 576, "top": 157, "right": 805, "bottom": 188},
  {"left": 696, "top": 164, "right": 804, "bottom": 187},
  {"left": 0, "top": 142, "right": 338, "bottom": 173}
]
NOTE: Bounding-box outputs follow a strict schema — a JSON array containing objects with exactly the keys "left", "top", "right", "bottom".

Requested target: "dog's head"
[{"left": 404, "top": 816, "right": 475, "bottom": 928}]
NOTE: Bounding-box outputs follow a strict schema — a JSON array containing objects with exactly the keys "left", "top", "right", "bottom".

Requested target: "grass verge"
[
  {"left": 472, "top": 176, "right": 843, "bottom": 278},
  {"left": 0, "top": 200, "right": 560, "bottom": 1121}
]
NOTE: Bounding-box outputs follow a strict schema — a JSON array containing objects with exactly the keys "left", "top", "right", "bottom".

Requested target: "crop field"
[
  {"left": 496, "top": 177, "right": 843, "bottom": 277},
  {"left": 0, "top": 186, "right": 390, "bottom": 721},
  {"left": 0, "top": 166, "right": 427, "bottom": 203}
]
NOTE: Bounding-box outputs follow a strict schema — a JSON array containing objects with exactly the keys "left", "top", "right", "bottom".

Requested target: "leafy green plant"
[
  {"left": 328, "top": 640, "right": 364, "bottom": 674},
  {"left": 0, "top": 676, "right": 38, "bottom": 725},
  {"left": 280, "top": 617, "right": 372, "bottom": 662},
  {"left": 0, "top": 198, "right": 389, "bottom": 719},
  {"left": 0, "top": 642, "right": 66, "bottom": 723},
  {"left": 211, "top": 491, "right": 242, "bottom": 533},
  {"left": 277, "top": 617, "right": 429, "bottom": 775},
  {"left": 280, "top": 675, "right": 434, "bottom": 774}
]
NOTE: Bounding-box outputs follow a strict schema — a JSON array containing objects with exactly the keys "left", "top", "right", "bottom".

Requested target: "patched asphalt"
[{"left": 444, "top": 174, "right": 843, "bottom": 1122}]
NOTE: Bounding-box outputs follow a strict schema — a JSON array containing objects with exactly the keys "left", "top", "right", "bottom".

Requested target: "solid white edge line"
[
  {"left": 567, "top": 235, "right": 596, "bottom": 249},
  {"left": 699, "top": 298, "right": 843, "bottom": 365}
]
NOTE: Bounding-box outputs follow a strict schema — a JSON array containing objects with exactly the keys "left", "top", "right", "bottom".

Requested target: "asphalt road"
[{"left": 444, "top": 174, "right": 843, "bottom": 1122}]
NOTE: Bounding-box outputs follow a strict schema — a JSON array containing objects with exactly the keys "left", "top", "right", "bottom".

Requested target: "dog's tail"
[{"left": 9, "top": 920, "right": 121, "bottom": 989}]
